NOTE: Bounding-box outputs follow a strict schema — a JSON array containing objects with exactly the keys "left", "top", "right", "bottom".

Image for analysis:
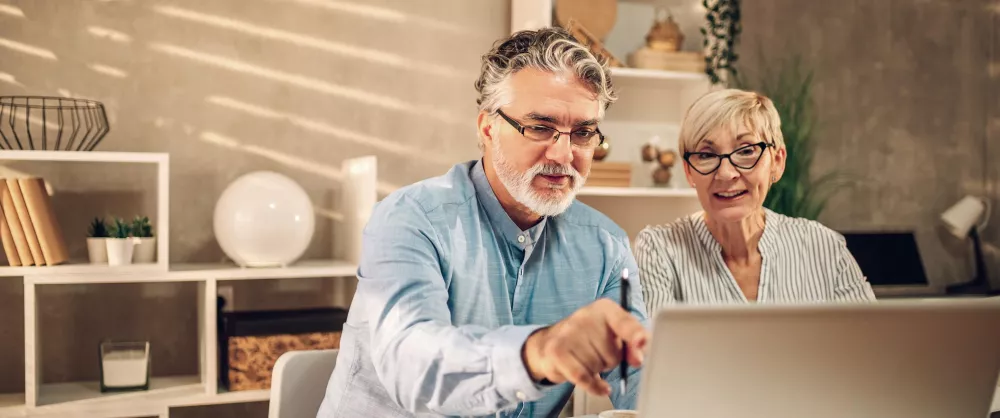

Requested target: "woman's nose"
[{"left": 715, "top": 158, "right": 740, "bottom": 180}]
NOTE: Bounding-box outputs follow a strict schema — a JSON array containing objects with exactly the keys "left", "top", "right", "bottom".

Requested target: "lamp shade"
[{"left": 941, "top": 195, "right": 989, "bottom": 238}]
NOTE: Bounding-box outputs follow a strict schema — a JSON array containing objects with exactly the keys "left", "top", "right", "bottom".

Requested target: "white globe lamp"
[{"left": 213, "top": 171, "right": 315, "bottom": 267}]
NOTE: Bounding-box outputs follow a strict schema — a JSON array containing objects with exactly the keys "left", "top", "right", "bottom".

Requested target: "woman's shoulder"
[
  {"left": 765, "top": 209, "right": 846, "bottom": 246},
  {"left": 635, "top": 213, "right": 703, "bottom": 250}
]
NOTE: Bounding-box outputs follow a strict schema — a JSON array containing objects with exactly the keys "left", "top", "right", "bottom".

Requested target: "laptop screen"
[{"left": 840, "top": 231, "right": 929, "bottom": 286}]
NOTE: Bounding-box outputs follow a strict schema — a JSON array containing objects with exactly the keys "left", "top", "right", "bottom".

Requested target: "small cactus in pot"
[{"left": 86, "top": 217, "right": 110, "bottom": 264}]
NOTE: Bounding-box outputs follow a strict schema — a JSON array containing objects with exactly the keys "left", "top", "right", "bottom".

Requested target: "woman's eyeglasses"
[
  {"left": 683, "top": 142, "right": 773, "bottom": 175},
  {"left": 496, "top": 109, "right": 605, "bottom": 149}
]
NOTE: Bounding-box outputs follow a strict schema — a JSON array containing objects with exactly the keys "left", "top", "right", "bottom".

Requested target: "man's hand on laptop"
[{"left": 521, "top": 299, "right": 648, "bottom": 396}]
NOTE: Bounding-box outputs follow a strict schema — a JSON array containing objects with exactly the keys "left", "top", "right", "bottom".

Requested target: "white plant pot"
[
  {"left": 106, "top": 238, "right": 135, "bottom": 266},
  {"left": 132, "top": 237, "right": 156, "bottom": 264},
  {"left": 87, "top": 237, "right": 109, "bottom": 264}
]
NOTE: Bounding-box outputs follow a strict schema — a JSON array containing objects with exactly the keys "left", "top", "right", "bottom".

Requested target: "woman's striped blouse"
[{"left": 635, "top": 208, "right": 876, "bottom": 312}]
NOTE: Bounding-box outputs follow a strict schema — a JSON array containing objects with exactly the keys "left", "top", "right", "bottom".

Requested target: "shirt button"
[
  {"left": 517, "top": 235, "right": 525, "bottom": 243},
  {"left": 516, "top": 391, "right": 526, "bottom": 401}
]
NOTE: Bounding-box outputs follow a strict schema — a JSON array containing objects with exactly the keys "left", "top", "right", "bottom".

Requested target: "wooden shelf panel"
[
  {"left": 0, "top": 151, "right": 168, "bottom": 164},
  {"left": 36, "top": 376, "right": 201, "bottom": 408},
  {"left": 0, "top": 262, "right": 164, "bottom": 278},
  {"left": 611, "top": 67, "right": 708, "bottom": 83},
  {"left": 23, "top": 259, "right": 357, "bottom": 284},
  {"left": 578, "top": 186, "right": 697, "bottom": 198}
]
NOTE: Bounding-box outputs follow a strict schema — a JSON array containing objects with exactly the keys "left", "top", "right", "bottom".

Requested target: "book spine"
[
  {"left": 0, "top": 181, "right": 33, "bottom": 266},
  {"left": 7, "top": 179, "right": 44, "bottom": 265}
]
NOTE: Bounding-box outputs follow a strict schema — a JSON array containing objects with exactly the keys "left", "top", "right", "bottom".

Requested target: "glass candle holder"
[{"left": 99, "top": 340, "right": 150, "bottom": 392}]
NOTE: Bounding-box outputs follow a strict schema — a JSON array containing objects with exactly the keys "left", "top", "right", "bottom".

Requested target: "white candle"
[{"left": 102, "top": 350, "right": 148, "bottom": 388}]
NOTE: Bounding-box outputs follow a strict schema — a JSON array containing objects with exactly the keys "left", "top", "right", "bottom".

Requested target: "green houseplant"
[
  {"left": 106, "top": 217, "right": 134, "bottom": 266},
  {"left": 130, "top": 216, "right": 156, "bottom": 264},
  {"left": 87, "top": 217, "right": 109, "bottom": 264},
  {"left": 735, "top": 56, "right": 849, "bottom": 220}
]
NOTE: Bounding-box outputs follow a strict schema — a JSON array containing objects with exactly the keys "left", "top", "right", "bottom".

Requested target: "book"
[
  {"left": 0, "top": 181, "right": 32, "bottom": 266},
  {"left": 0, "top": 203, "right": 19, "bottom": 266},
  {"left": 7, "top": 179, "right": 44, "bottom": 265},
  {"left": 19, "top": 177, "right": 68, "bottom": 266}
]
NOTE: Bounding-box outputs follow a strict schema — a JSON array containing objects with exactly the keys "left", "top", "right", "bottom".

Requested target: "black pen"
[{"left": 619, "top": 268, "right": 629, "bottom": 394}]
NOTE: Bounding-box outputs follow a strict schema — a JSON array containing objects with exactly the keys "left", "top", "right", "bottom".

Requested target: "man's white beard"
[{"left": 491, "top": 139, "right": 586, "bottom": 217}]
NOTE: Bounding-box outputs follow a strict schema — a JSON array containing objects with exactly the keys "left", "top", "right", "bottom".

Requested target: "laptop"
[
  {"left": 635, "top": 300, "right": 1000, "bottom": 418},
  {"left": 841, "top": 231, "right": 929, "bottom": 287}
]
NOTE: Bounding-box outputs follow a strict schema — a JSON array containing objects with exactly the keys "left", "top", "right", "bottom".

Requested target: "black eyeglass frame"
[
  {"left": 496, "top": 109, "right": 605, "bottom": 147},
  {"left": 683, "top": 141, "right": 774, "bottom": 175}
]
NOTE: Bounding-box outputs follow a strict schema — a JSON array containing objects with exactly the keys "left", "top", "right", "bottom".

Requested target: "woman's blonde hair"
[{"left": 678, "top": 88, "right": 785, "bottom": 154}]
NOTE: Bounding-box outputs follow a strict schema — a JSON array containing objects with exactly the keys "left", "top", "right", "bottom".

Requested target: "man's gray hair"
[{"left": 474, "top": 27, "right": 618, "bottom": 117}]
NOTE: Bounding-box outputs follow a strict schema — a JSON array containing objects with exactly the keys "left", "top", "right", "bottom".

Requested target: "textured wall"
[
  {"left": 738, "top": 0, "right": 999, "bottom": 289},
  {"left": 0, "top": 0, "right": 505, "bottom": 396}
]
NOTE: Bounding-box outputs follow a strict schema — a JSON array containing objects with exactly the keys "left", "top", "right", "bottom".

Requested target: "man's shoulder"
[
  {"left": 556, "top": 199, "right": 630, "bottom": 243},
  {"left": 372, "top": 161, "right": 478, "bottom": 221}
]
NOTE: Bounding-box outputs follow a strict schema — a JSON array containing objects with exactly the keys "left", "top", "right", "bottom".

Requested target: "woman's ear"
[{"left": 771, "top": 146, "right": 787, "bottom": 183}]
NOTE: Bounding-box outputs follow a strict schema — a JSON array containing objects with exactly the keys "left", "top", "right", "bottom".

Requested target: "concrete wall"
[{"left": 738, "top": 0, "right": 999, "bottom": 289}]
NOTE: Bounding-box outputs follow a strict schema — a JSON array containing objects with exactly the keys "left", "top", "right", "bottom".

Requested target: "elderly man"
[{"left": 317, "top": 27, "right": 648, "bottom": 418}]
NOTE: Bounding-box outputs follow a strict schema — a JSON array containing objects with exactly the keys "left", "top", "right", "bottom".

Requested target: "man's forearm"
[{"left": 372, "top": 322, "right": 550, "bottom": 415}]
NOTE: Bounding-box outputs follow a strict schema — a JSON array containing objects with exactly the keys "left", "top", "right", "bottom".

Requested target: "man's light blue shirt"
[{"left": 317, "top": 160, "right": 647, "bottom": 417}]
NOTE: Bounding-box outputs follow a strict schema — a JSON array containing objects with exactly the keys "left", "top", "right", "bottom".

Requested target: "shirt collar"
[
  {"left": 692, "top": 208, "right": 778, "bottom": 256},
  {"left": 470, "top": 159, "right": 547, "bottom": 249}
]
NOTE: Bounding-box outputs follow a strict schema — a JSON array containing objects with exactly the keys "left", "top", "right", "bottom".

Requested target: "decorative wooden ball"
[
  {"left": 658, "top": 150, "right": 677, "bottom": 167},
  {"left": 593, "top": 141, "right": 610, "bottom": 161},
  {"left": 652, "top": 167, "right": 672, "bottom": 185},
  {"left": 641, "top": 144, "right": 658, "bottom": 162}
]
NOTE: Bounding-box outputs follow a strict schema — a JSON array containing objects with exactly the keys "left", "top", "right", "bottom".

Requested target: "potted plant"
[
  {"left": 87, "top": 217, "right": 110, "bottom": 264},
  {"left": 106, "top": 217, "right": 134, "bottom": 266},
  {"left": 735, "top": 55, "right": 850, "bottom": 220},
  {"left": 131, "top": 216, "right": 155, "bottom": 264}
]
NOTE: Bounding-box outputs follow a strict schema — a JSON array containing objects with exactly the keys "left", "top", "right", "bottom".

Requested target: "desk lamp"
[{"left": 941, "top": 195, "right": 996, "bottom": 295}]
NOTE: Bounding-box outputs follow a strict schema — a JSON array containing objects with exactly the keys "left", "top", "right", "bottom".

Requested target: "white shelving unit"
[
  {"left": 0, "top": 154, "right": 378, "bottom": 418},
  {"left": 0, "top": 151, "right": 170, "bottom": 275}
]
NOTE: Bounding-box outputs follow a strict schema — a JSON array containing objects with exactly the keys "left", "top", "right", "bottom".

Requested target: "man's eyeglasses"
[
  {"left": 496, "top": 109, "right": 605, "bottom": 149},
  {"left": 683, "top": 142, "right": 773, "bottom": 175}
]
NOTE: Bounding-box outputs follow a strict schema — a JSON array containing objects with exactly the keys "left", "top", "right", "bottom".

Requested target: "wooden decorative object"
[
  {"left": 640, "top": 144, "right": 679, "bottom": 186},
  {"left": 227, "top": 332, "right": 341, "bottom": 391},
  {"left": 593, "top": 141, "right": 610, "bottom": 161},
  {"left": 645, "top": 8, "right": 684, "bottom": 52},
  {"left": 555, "top": 0, "right": 617, "bottom": 41},
  {"left": 627, "top": 8, "right": 705, "bottom": 73},
  {"left": 220, "top": 307, "right": 348, "bottom": 391},
  {"left": 563, "top": 18, "right": 625, "bottom": 68},
  {"left": 588, "top": 161, "right": 632, "bottom": 188}
]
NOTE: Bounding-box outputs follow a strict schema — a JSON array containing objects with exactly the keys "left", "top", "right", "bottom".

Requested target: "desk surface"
[{"left": 571, "top": 386, "right": 1000, "bottom": 418}]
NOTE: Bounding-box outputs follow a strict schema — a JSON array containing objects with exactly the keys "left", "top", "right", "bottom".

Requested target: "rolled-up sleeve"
[
  {"left": 832, "top": 237, "right": 877, "bottom": 302},
  {"left": 360, "top": 196, "right": 550, "bottom": 415}
]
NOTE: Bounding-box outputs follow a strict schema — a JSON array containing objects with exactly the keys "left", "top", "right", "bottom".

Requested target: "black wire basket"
[{"left": 0, "top": 96, "right": 110, "bottom": 151}]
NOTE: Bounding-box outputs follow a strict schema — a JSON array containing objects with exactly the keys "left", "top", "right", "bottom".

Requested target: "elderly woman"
[{"left": 635, "top": 88, "right": 876, "bottom": 309}]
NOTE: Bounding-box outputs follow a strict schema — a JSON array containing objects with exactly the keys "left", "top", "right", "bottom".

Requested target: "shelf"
[
  {"left": 169, "top": 388, "right": 270, "bottom": 408},
  {"left": 24, "top": 259, "right": 357, "bottom": 284},
  {"left": 610, "top": 67, "right": 708, "bottom": 83},
  {"left": 0, "top": 261, "right": 164, "bottom": 278},
  {"left": 36, "top": 376, "right": 201, "bottom": 408},
  {"left": 0, "top": 385, "right": 271, "bottom": 417},
  {"left": 172, "top": 259, "right": 357, "bottom": 281},
  {"left": 578, "top": 186, "right": 697, "bottom": 197},
  {"left": 0, "top": 150, "right": 168, "bottom": 164}
]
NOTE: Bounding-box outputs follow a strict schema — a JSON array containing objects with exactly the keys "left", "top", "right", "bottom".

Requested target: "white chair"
[
  {"left": 572, "top": 387, "right": 612, "bottom": 416},
  {"left": 268, "top": 349, "right": 340, "bottom": 418}
]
